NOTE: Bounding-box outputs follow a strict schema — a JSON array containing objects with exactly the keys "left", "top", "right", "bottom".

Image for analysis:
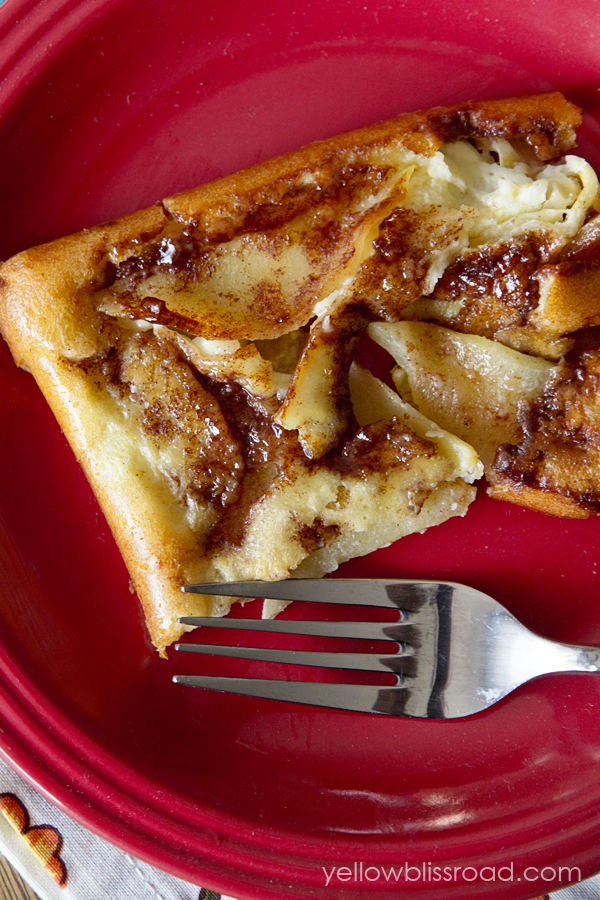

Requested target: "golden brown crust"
[
  {"left": 164, "top": 90, "right": 582, "bottom": 225},
  {"left": 487, "top": 479, "right": 591, "bottom": 518},
  {"left": 533, "top": 260, "right": 600, "bottom": 334}
]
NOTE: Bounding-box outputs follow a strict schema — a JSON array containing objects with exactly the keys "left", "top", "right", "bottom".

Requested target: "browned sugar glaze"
[
  {"left": 63, "top": 91, "right": 599, "bottom": 553},
  {"left": 493, "top": 334, "right": 600, "bottom": 516}
]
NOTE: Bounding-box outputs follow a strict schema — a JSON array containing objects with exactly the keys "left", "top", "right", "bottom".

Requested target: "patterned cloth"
[
  {"left": 0, "top": 753, "right": 592, "bottom": 900},
  {"left": 0, "top": 755, "right": 232, "bottom": 900}
]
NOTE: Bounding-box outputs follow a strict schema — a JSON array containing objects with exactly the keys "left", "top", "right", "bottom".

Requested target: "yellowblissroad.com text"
[{"left": 322, "top": 862, "right": 581, "bottom": 887}]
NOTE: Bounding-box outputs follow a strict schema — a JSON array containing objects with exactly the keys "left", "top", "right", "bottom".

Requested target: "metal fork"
[{"left": 173, "top": 580, "right": 600, "bottom": 718}]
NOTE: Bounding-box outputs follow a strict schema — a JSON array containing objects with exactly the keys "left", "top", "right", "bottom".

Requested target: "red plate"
[{"left": 2, "top": 0, "right": 600, "bottom": 897}]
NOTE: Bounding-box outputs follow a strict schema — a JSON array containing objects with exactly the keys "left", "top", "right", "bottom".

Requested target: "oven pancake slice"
[{"left": 0, "top": 91, "right": 598, "bottom": 654}]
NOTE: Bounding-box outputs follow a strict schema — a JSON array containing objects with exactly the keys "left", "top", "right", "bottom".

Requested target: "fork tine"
[
  {"left": 172, "top": 675, "right": 413, "bottom": 715},
  {"left": 177, "top": 616, "right": 413, "bottom": 642},
  {"left": 182, "top": 579, "right": 370, "bottom": 603},
  {"left": 182, "top": 578, "right": 446, "bottom": 609},
  {"left": 175, "top": 642, "right": 417, "bottom": 676}
]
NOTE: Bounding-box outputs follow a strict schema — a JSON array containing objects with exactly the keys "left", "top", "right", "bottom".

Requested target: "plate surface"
[{"left": 2, "top": 0, "right": 600, "bottom": 897}]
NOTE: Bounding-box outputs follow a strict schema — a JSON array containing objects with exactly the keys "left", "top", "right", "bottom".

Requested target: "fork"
[{"left": 173, "top": 579, "right": 600, "bottom": 718}]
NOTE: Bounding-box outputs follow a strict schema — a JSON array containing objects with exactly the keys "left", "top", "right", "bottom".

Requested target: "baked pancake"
[{"left": 1, "top": 91, "right": 599, "bottom": 654}]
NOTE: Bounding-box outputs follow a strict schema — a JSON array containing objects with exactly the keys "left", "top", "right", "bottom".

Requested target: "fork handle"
[{"left": 543, "top": 643, "right": 600, "bottom": 674}]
